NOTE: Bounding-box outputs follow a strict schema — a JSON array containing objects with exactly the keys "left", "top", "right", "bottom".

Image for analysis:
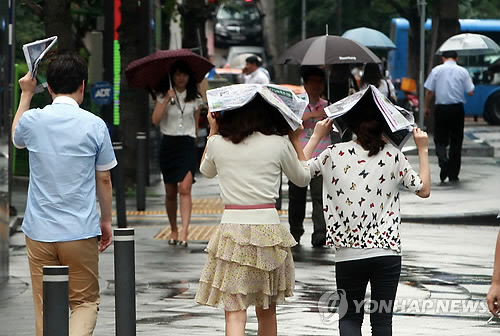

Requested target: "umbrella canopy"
[
  {"left": 228, "top": 53, "right": 256, "bottom": 69},
  {"left": 125, "top": 49, "right": 214, "bottom": 89},
  {"left": 436, "top": 33, "right": 500, "bottom": 56},
  {"left": 278, "top": 35, "right": 381, "bottom": 65},
  {"left": 341, "top": 27, "right": 396, "bottom": 50}
]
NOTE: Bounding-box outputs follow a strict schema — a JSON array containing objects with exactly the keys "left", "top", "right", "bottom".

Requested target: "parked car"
[{"left": 214, "top": 1, "right": 263, "bottom": 47}]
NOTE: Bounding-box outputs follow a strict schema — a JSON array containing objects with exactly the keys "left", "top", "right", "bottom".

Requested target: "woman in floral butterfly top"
[{"left": 304, "top": 99, "right": 430, "bottom": 336}]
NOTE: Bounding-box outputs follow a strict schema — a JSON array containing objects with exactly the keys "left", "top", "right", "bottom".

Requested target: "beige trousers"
[{"left": 26, "top": 236, "right": 100, "bottom": 336}]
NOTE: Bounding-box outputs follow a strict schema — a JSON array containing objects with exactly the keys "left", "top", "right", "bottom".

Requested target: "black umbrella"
[
  {"left": 278, "top": 35, "right": 381, "bottom": 102},
  {"left": 278, "top": 35, "right": 381, "bottom": 65}
]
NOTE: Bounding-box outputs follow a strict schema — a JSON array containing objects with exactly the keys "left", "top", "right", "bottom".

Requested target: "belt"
[{"left": 224, "top": 203, "right": 275, "bottom": 210}]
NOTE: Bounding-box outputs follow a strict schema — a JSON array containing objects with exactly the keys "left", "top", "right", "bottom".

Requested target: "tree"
[
  {"left": 118, "top": 0, "right": 151, "bottom": 185},
  {"left": 18, "top": 0, "right": 103, "bottom": 53},
  {"left": 428, "top": 0, "right": 460, "bottom": 72},
  {"left": 178, "top": 0, "right": 208, "bottom": 57}
]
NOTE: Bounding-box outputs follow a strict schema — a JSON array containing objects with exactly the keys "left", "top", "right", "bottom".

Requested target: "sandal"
[
  {"left": 179, "top": 241, "right": 188, "bottom": 247},
  {"left": 168, "top": 239, "right": 178, "bottom": 245}
]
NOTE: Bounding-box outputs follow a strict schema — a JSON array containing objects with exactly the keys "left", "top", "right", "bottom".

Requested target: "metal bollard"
[
  {"left": 112, "top": 142, "right": 127, "bottom": 228},
  {"left": 43, "top": 266, "right": 69, "bottom": 336},
  {"left": 114, "top": 228, "right": 136, "bottom": 336},
  {"left": 136, "top": 132, "right": 147, "bottom": 211}
]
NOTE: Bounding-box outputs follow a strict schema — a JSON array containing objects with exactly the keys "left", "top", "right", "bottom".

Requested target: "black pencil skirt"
[{"left": 159, "top": 135, "right": 197, "bottom": 184}]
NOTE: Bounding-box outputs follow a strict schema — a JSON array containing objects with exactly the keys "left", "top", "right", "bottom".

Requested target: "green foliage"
[
  {"left": 163, "top": 0, "right": 179, "bottom": 23},
  {"left": 459, "top": 0, "right": 500, "bottom": 18},
  {"left": 277, "top": 0, "right": 500, "bottom": 46},
  {"left": 278, "top": 0, "right": 401, "bottom": 44},
  {"left": 16, "top": 0, "right": 104, "bottom": 63},
  {"left": 15, "top": 2, "right": 45, "bottom": 63}
]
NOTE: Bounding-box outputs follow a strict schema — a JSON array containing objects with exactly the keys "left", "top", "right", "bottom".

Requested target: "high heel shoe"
[
  {"left": 168, "top": 239, "right": 178, "bottom": 245},
  {"left": 179, "top": 241, "right": 188, "bottom": 247}
]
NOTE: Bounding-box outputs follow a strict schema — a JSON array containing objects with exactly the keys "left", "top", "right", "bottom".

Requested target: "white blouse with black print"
[{"left": 308, "top": 141, "right": 422, "bottom": 259}]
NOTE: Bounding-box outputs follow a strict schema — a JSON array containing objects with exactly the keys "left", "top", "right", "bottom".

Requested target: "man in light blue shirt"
[
  {"left": 424, "top": 50, "right": 474, "bottom": 183},
  {"left": 12, "top": 54, "right": 117, "bottom": 336}
]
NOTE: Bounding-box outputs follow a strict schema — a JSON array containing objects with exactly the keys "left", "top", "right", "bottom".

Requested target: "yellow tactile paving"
[{"left": 154, "top": 225, "right": 218, "bottom": 241}]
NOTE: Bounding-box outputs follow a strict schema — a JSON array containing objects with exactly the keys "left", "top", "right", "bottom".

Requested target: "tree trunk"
[
  {"left": 260, "top": 0, "right": 283, "bottom": 83},
  {"left": 406, "top": 0, "right": 420, "bottom": 82},
  {"left": 335, "top": 0, "right": 342, "bottom": 35},
  {"left": 428, "top": 0, "right": 460, "bottom": 72},
  {"left": 179, "top": 0, "right": 208, "bottom": 57},
  {"left": 119, "top": 0, "right": 151, "bottom": 186},
  {"left": 44, "top": 0, "right": 73, "bottom": 52}
]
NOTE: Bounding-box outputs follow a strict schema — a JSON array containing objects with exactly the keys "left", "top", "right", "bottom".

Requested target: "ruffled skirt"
[{"left": 195, "top": 223, "right": 297, "bottom": 311}]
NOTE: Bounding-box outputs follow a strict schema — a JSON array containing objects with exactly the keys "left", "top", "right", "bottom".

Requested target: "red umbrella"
[{"left": 125, "top": 49, "right": 214, "bottom": 89}]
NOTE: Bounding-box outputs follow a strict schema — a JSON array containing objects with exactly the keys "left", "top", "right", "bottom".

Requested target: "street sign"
[{"left": 91, "top": 81, "right": 113, "bottom": 105}]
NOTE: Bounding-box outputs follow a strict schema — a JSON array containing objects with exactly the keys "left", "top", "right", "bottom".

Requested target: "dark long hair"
[
  {"left": 360, "top": 63, "right": 383, "bottom": 88},
  {"left": 344, "top": 96, "right": 386, "bottom": 156},
  {"left": 155, "top": 60, "right": 200, "bottom": 102},
  {"left": 217, "top": 95, "right": 291, "bottom": 144}
]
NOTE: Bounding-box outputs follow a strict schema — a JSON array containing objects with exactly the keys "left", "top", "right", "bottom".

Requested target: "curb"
[{"left": 402, "top": 213, "right": 499, "bottom": 225}]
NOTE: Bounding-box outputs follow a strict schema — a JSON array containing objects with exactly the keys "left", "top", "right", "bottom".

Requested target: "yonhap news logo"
[
  {"left": 317, "top": 291, "right": 491, "bottom": 324},
  {"left": 318, "top": 289, "right": 348, "bottom": 324}
]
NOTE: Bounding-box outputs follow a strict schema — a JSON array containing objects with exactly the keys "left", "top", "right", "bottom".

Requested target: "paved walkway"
[{"left": 1, "top": 122, "right": 500, "bottom": 335}]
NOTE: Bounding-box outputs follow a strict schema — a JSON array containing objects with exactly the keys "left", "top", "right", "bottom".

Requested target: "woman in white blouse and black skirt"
[{"left": 152, "top": 61, "right": 202, "bottom": 247}]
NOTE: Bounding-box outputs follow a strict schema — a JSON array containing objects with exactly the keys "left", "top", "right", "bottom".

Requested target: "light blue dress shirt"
[
  {"left": 424, "top": 60, "right": 475, "bottom": 105},
  {"left": 13, "top": 96, "right": 117, "bottom": 242}
]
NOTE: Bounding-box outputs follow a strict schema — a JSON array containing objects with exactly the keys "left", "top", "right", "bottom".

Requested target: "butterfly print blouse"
[{"left": 308, "top": 141, "right": 422, "bottom": 252}]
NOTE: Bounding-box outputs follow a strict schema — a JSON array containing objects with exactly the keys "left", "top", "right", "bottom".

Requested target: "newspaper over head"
[
  {"left": 22, "top": 36, "right": 58, "bottom": 93},
  {"left": 324, "top": 84, "right": 416, "bottom": 149},
  {"left": 206, "top": 84, "right": 309, "bottom": 131}
]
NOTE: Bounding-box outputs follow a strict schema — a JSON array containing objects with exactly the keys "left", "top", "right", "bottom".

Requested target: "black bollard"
[
  {"left": 136, "top": 132, "right": 147, "bottom": 211},
  {"left": 43, "top": 266, "right": 69, "bottom": 336},
  {"left": 275, "top": 171, "right": 282, "bottom": 210},
  {"left": 112, "top": 142, "right": 127, "bottom": 228},
  {"left": 114, "top": 228, "right": 136, "bottom": 336}
]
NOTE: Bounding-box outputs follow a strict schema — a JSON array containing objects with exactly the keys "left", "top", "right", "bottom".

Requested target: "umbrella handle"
[{"left": 168, "top": 73, "right": 176, "bottom": 105}]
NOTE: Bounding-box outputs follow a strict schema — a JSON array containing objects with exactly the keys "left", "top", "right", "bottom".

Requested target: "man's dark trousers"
[
  {"left": 288, "top": 176, "right": 326, "bottom": 246},
  {"left": 434, "top": 103, "right": 465, "bottom": 181}
]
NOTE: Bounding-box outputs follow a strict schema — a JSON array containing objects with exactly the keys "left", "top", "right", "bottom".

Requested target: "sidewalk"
[{"left": 1, "top": 123, "right": 500, "bottom": 335}]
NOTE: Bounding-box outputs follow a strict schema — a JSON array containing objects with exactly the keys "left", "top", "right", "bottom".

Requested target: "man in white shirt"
[
  {"left": 242, "top": 55, "right": 270, "bottom": 84},
  {"left": 424, "top": 50, "right": 474, "bottom": 183}
]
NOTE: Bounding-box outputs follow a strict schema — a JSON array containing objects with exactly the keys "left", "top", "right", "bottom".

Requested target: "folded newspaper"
[
  {"left": 22, "top": 36, "right": 57, "bottom": 93},
  {"left": 206, "top": 84, "right": 308, "bottom": 130},
  {"left": 324, "top": 85, "right": 416, "bottom": 149}
]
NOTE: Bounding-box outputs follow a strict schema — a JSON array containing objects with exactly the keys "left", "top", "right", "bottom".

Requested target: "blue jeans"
[{"left": 335, "top": 256, "right": 401, "bottom": 336}]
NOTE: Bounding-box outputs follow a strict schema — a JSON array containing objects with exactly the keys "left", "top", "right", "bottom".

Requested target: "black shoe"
[{"left": 440, "top": 169, "right": 447, "bottom": 183}]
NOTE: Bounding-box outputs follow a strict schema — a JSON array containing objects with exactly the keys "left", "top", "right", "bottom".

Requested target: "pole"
[
  {"left": 418, "top": 0, "right": 426, "bottom": 129},
  {"left": 112, "top": 142, "right": 127, "bottom": 228},
  {"left": 136, "top": 132, "right": 147, "bottom": 211},
  {"left": 301, "top": 0, "right": 306, "bottom": 40},
  {"left": 43, "top": 266, "right": 69, "bottom": 336},
  {"left": 114, "top": 228, "right": 136, "bottom": 336}
]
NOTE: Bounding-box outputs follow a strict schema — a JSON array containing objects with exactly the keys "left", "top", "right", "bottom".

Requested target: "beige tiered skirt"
[{"left": 195, "top": 223, "right": 297, "bottom": 311}]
